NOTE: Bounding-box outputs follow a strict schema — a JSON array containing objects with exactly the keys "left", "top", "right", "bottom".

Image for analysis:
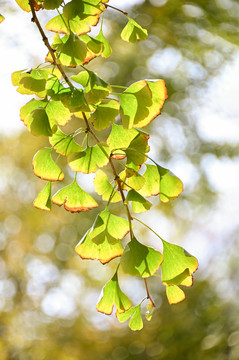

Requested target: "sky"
[{"left": 1, "top": 0, "right": 239, "bottom": 271}]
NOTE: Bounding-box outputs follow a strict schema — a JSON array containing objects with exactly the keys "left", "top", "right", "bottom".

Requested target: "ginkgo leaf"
[
  {"left": 125, "top": 189, "right": 152, "bottom": 213},
  {"left": 71, "top": 70, "right": 111, "bottom": 104},
  {"left": 116, "top": 304, "right": 143, "bottom": 331},
  {"left": 43, "top": 0, "right": 63, "bottom": 9},
  {"left": 68, "top": 143, "right": 110, "bottom": 173},
  {"left": 121, "top": 17, "right": 148, "bottom": 43},
  {"left": 59, "top": 88, "right": 90, "bottom": 113},
  {"left": 52, "top": 180, "right": 98, "bottom": 212},
  {"left": 25, "top": 107, "right": 56, "bottom": 137},
  {"left": 49, "top": 129, "right": 83, "bottom": 156},
  {"left": 161, "top": 240, "right": 198, "bottom": 287},
  {"left": 138, "top": 164, "right": 160, "bottom": 197},
  {"left": 125, "top": 132, "right": 150, "bottom": 171},
  {"left": 46, "top": 100, "right": 72, "bottom": 126},
  {"left": 89, "top": 99, "right": 120, "bottom": 130},
  {"left": 0, "top": 14, "right": 5, "bottom": 23},
  {"left": 33, "top": 182, "right": 51, "bottom": 211},
  {"left": 80, "top": 34, "right": 104, "bottom": 64},
  {"left": 107, "top": 124, "right": 139, "bottom": 152},
  {"left": 95, "top": 29, "right": 112, "bottom": 58},
  {"left": 93, "top": 170, "right": 121, "bottom": 203},
  {"left": 120, "top": 236, "right": 162, "bottom": 277},
  {"left": 96, "top": 272, "right": 132, "bottom": 314},
  {"left": 166, "top": 285, "right": 186, "bottom": 305},
  {"left": 89, "top": 209, "right": 130, "bottom": 243},
  {"left": 157, "top": 165, "right": 183, "bottom": 203},
  {"left": 46, "top": 33, "right": 87, "bottom": 67},
  {"left": 120, "top": 169, "right": 145, "bottom": 191},
  {"left": 75, "top": 229, "right": 123, "bottom": 264},
  {"left": 33, "top": 148, "right": 64, "bottom": 181},
  {"left": 120, "top": 80, "right": 167, "bottom": 129}
]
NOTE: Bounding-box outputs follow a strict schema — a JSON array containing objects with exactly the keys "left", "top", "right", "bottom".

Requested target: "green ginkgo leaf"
[
  {"left": 58, "top": 88, "right": 90, "bottom": 113},
  {"left": 0, "top": 14, "right": 5, "bottom": 23},
  {"left": 43, "top": 0, "right": 63, "bottom": 10},
  {"left": 120, "top": 169, "right": 145, "bottom": 191},
  {"left": 25, "top": 107, "right": 56, "bottom": 137},
  {"left": 68, "top": 143, "right": 110, "bottom": 173},
  {"left": 46, "top": 100, "right": 72, "bottom": 126},
  {"left": 107, "top": 124, "right": 139, "bottom": 152},
  {"left": 121, "top": 17, "right": 148, "bottom": 43},
  {"left": 93, "top": 170, "right": 121, "bottom": 203},
  {"left": 52, "top": 179, "right": 98, "bottom": 212},
  {"left": 116, "top": 304, "right": 143, "bottom": 331},
  {"left": 96, "top": 272, "right": 132, "bottom": 314},
  {"left": 89, "top": 209, "right": 130, "bottom": 244},
  {"left": 15, "top": 0, "right": 42, "bottom": 12},
  {"left": 166, "top": 285, "right": 186, "bottom": 305},
  {"left": 120, "top": 80, "right": 167, "bottom": 129},
  {"left": 80, "top": 34, "right": 104, "bottom": 64},
  {"left": 138, "top": 164, "right": 160, "bottom": 197},
  {"left": 161, "top": 240, "right": 198, "bottom": 287},
  {"left": 71, "top": 70, "right": 111, "bottom": 104},
  {"left": 125, "top": 132, "right": 150, "bottom": 171},
  {"left": 95, "top": 29, "right": 112, "bottom": 58},
  {"left": 90, "top": 99, "right": 120, "bottom": 130},
  {"left": 157, "top": 165, "right": 183, "bottom": 203},
  {"left": 125, "top": 189, "right": 152, "bottom": 213},
  {"left": 120, "top": 236, "right": 162, "bottom": 277},
  {"left": 49, "top": 129, "right": 83, "bottom": 156},
  {"left": 75, "top": 229, "right": 123, "bottom": 264},
  {"left": 33, "top": 182, "right": 51, "bottom": 212},
  {"left": 33, "top": 148, "right": 64, "bottom": 181}
]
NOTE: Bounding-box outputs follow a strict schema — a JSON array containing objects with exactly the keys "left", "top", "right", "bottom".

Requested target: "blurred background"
[{"left": 1, "top": 0, "right": 239, "bottom": 359}]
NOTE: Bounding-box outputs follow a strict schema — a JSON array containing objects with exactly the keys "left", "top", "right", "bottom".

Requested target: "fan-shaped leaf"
[
  {"left": 90, "top": 99, "right": 119, "bottom": 130},
  {"left": 33, "top": 182, "right": 51, "bottom": 211},
  {"left": 52, "top": 180, "right": 98, "bottom": 212},
  {"left": 157, "top": 165, "right": 183, "bottom": 203},
  {"left": 166, "top": 285, "right": 186, "bottom": 305},
  {"left": 0, "top": 14, "right": 5, "bottom": 23},
  {"left": 138, "top": 164, "right": 160, "bottom": 197},
  {"left": 93, "top": 170, "right": 121, "bottom": 203},
  {"left": 116, "top": 304, "right": 143, "bottom": 331},
  {"left": 68, "top": 143, "right": 110, "bottom": 173},
  {"left": 33, "top": 148, "right": 64, "bottom": 181},
  {"left": 95, "top": 29, "right": 112, "bottom": 58},
  {"left": 120, "top": 80, "right": 167, "bottom": 129},
  {"left": 49, "top": 129, "right": 83, "bottom": 156},
  {"left": 25, "top": 107, "right": 56, "bottom": 136},
  {"left": 75, "top": 229, "right": 123, "bottom": 264},
  {"left": 121, "top": 17, "right": 148, "bottom": 43},
  {"left": 96, "top": 272, "right": 132, "bottom": 314},
  {"left": 125, "top": 189, "right": 152, "bottom": 213},
  {"left": 120, "top": 236, "right": 162, "bottom": 278}
]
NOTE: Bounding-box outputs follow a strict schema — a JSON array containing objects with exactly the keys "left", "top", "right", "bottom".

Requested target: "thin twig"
[
  {"left": 104, "top": 3, "right": 128, "bottom": 16},
  {"left": 28, "top": 0, "right": 74, "bottom": 90},
  {"left": 144, "top": 279, "right": 156, "bottom": 307}
]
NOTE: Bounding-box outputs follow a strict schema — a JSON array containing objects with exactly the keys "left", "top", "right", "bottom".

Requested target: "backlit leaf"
[
  {"left": 46, "top": 100, "right": 72, "bottom": 126},
  {"left": 33, "top": 182, "right": 51, "bottom": 212},
  {"left": 43, "top": 0, "right": 63, "bottom": 9},
  {"left": 157, "top": 165, "right": 183, "bottom": 203},
  {"left": 138, "top": 164, "right": 160, "bottom": 197},
  {"left": 161, "top": 240, "right": 198, "bottom": 287},
  {"left": 125, "top": 132, "right": 150, "bottom": 170},
  {"left": 93, "top": 170, "right": 121, "bottom": 203},
  {"left": 120, "top": 80, "right": 167, "bottom": 129},
  {"left": 59, "top": 88, "right": 90, "bottom": 113},
  {"left": 116, "top": 305, "right": 143, "bottom": 331},
  {"left": 80, "top": 34, "right": 104, "bottom": 64},
  {"left": 125, "top": 189, "right": 152, "bottom": 213},
  {"left": 49, "top": 129, "right": 83, "bottom": 156},
  {"left": 68, "top": 143, "right": 110, "bottom": 173},
  {"left": 120, "top": 169, "right": 145, "bottom": 191},
  {"left": 90, "top": 99, "right": 120, "bottom": 130},
  {"left": 0, "top": 14, "right": 5, "bottom": 23},
  {"left": 107, "top": 124, "right": 139, "bottom": 152},
  {"left": 96, "top": 272, "right": 132, "bottom": 314},
  {"left": 89, "top": 209, "right": 130, "bottom": 243},
  {"left": 120, "top": 236, "right": 162, "bottom": 278},
  {"left": 75, "top": 229, "right": 123, "bottom": 264},
  {"left": 25, "top": 107, "right": 55, "bottom": 137},
  {"left": 15, "top": 0, "right": 42, "bottom": 12},
  {"left": 166, "top": 285, "right": 186, "bottom": 305},
  {"left": 52, "top": 179, "right": 98, "bottom": 212},
  {"left": 33, "top": 148, "right": 64, "bottom": 181},
  {"left": 121, "top": 17, "right": 148, "bottom": 43},
  {"left": 95, "top": 29, "right": 112, "bottom": 58},
  {"left": 71, "top": 70, "right": 111, "bottom": 104}
]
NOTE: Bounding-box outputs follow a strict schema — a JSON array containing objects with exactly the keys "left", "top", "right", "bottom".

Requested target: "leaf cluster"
[{"left": 8, "top": 0, "right": 198, "bottom": 330}]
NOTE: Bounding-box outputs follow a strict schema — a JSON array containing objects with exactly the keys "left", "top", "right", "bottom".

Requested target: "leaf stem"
[
  {"left": 104, "top": 3, "right": 128, "bottom": 16},
  {"left": 144, "top": 279, "right": 156, "bottom": 307},
  {"left": 28, "top": 0, "right": 74, "bottom": 90}
]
